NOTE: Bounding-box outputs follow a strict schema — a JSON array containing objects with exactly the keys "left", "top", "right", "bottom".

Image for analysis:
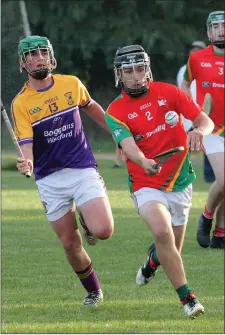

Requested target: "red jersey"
[
  {"left": 105, "top": 82, "right": 203, "bottom": 193},
  {"left": 185, "top": 45, "right": 224, "bottom": 136}
]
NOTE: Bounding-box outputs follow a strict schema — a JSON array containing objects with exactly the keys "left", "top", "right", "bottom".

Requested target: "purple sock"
[{"left": 76, "top": 263, "right": 100, "bottom": 292}]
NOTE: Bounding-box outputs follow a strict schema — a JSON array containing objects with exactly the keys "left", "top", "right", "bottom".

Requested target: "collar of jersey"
[
  {"left": 24, "top": 76, "right": 54, "bottom": 92},
  {"left": 210, "top": 44, "right": 224, "bottom": 55}
]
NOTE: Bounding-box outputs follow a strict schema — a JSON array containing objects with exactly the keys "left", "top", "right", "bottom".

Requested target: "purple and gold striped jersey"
[{"left": 11, "top": 74, "right": 96, "bottom": 180}]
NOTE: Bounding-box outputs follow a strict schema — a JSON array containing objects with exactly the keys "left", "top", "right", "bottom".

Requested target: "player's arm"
[
  {"left": 11, "top": 102, "right": 34, "bottom": 175},
  {"left": 76, "top": 77, "right": 110, "bottom": 133},
  {"left": 105, "top": 111, "right": 160, "bottom": 176},
  {"left": 17, "top": 143, "right": 34, "bottom": 176},
  {"left": 186, "top": 111, "right": 214, "bottom": 151},
  {"left": 176, "top": 89, "right": 214, "bottom": 134},
  {"left": 119, "top": 137, "right": 161, "bottom": 175},
  {"left": 175, "top": 89, "right": 214, "bottom": 151},
  {"left": 81, "top": 99, "right": 110, "bottom": 133},
  {"left": 192, "top": 111, "right": 214, "bottom": 136}
]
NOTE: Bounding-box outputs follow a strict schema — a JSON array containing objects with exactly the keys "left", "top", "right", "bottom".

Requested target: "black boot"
[{"left": 197, "top": 214, "right": 213, "bottom": 248}]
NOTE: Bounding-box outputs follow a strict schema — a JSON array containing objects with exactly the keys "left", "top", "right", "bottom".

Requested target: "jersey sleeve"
[
  {"left": 175, "top": 87, "right": 203, "bottom": 121},
  {"left": 76, "top": 78, "right": 91, "bottom": 108},
  {"left": 105, "top": 107, "right": 133, "bottom": 145},
  {"left": 11, "top": 99, "right": 33, "bottom": 146}
]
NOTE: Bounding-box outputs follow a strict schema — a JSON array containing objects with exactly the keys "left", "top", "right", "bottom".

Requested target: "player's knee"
[
  {"left": 94, "top": 223, "right": 114, "bottom": 240},
  {"left": 60, "top": 231, "right": 82, "bottom": 252},
  {"left": 215, "top": 179, "right": 224, "bottom": 195},
  {"left": 154, "top": 227, "right": 172, "bottom": 242}
]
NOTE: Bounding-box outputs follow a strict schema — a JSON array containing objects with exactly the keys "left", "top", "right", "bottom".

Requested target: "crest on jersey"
[
  {"left": 64, "top": 92, "right": 74, "bottom": 105},
  {"left": 114, "top": 129, "right": 122, "bottom": 137},
  {"left": 157, "top": 99, "right": 166, "bottom": 106}
]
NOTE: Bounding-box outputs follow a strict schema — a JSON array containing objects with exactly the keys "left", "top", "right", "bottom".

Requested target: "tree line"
[{"left": 1, "top": 0, "right": 223, "bottom": 138}]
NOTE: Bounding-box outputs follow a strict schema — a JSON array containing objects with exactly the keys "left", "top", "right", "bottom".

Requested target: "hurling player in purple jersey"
[{"left": 13, "top": 35, "right": 114, "bottom": 306}]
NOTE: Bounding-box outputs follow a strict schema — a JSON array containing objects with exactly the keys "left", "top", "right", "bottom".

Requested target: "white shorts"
[
  {"left": 36, "top": 168, "right": 107, "bottom": 222},
  {"left": 203, "top": 134, "right": 224, "bottom": 155},
  {"left": 131, "top": 184, "right": 192, "bottom": 226}
]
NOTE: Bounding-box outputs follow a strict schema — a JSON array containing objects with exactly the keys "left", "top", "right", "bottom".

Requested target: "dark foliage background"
[{"left": 1, "top": 0, "right": 224, "bottom": 140}]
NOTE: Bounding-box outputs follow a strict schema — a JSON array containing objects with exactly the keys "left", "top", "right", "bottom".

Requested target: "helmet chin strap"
[
  {"left": 213, "top": 41, "right": 225, "bottom": 49},
  {"left": 29, "top": 69, "right": 50, "bottom": 80},
  {"left": 24, "top": 59, "right": 56, "bottom": 80},
  {"left": 123, "top": 84, "right": 149, "bottom": 97}
]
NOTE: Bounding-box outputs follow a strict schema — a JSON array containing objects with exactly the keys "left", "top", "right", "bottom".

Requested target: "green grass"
[{"left": 1, "top": 159, "right": 224, "bottom": 334}]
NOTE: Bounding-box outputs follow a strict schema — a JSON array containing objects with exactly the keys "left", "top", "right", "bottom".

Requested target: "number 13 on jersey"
[{"left": 49, "top": 102, "right": 58, "bottom": 113}]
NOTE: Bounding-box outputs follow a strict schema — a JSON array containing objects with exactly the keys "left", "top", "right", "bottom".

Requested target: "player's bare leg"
[
  {"left": 77, "top": 208, "right": 98, "bottom": 246},
  {"left": 136, "top": 224, "right": 187, "bottom": 285},
  {"left": 51, "top": 209, "right": 103, "bottom": 306},
  {"left": 78, "top": 197, "right": 114, "bottom": 244},
  {"left": 137, "top": 201, "right": 204, "bottom": 318},
  {"left": 173, "top": 225, "right": 187, "bottom": 253},
  {"left": 197, "top": 152, "right": 224, "bottom": 248},
  {"left": 139, "top": 202, "right": 187, "bottom": 288}
]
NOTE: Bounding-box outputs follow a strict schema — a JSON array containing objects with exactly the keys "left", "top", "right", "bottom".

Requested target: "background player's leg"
[
  {"left": 211, "top": 199, "right": 225, "bottom": 249},
  {"left": 203, "top": 154, "right": 215, "bottom": 183},
  {"left": 197, "top": 151, "right": 224, "bottom": 248}
]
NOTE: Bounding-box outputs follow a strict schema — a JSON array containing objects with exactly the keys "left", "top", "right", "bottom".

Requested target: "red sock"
[
  {"left": 203, "top": 206, "right": 214, "bottom": 219},
  {"left": 214, "top": 227, "right": 225, "bottom": 237},
  {"left": 148, "top": 256, "right": 158, "bottom": 269}
]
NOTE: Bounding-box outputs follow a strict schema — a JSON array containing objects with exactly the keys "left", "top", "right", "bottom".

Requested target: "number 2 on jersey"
[{"left": 145, "top": 111, "right": 153, "bottom": 121}]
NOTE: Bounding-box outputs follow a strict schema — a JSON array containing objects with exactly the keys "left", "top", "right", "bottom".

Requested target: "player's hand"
[
  {"left": 116, "top": 147, "right": 123, "bottom": 161},
  {"left": 186, "top": 128, "right": 204, "bottom": 152},
  {"left": 141, "top": 158, "right": 162, "bottom": 176},
  {"left": 16, "top": 157, "right": 33, "bottom": 176}
]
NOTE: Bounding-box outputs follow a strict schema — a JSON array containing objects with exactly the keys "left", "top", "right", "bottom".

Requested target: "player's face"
[
  {"left": 208, "top": 21, "right": 225, "bottom": 43},
  {"left": 23, "top": 48, "right": 51, "bottom": 73},
  {"left": 121, "top": 65, "right": 147, "bottom": 89}
]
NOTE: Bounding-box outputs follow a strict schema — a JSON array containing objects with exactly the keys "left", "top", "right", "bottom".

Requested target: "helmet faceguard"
[
  {"left": 206, "top": 11, "right": 225, "bottom": 49},
  {"left": 114, "top": 45, "right": 153, "bottom": 97},
  {"left": 18, "top": 35, "right": 57, "bottom": 80}
]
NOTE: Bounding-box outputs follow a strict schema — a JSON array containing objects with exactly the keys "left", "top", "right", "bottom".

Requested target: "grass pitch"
[{"left": 1, "top": 158, "right": 224, "bottom": 334}]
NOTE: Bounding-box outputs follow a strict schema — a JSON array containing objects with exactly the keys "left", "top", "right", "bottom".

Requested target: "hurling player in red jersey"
[
  {"left": 105, "top": 45, "right": 214, "bottom": 318},
  {"left": 182, "top": 11, "right": 225, "bottom": 249}
]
